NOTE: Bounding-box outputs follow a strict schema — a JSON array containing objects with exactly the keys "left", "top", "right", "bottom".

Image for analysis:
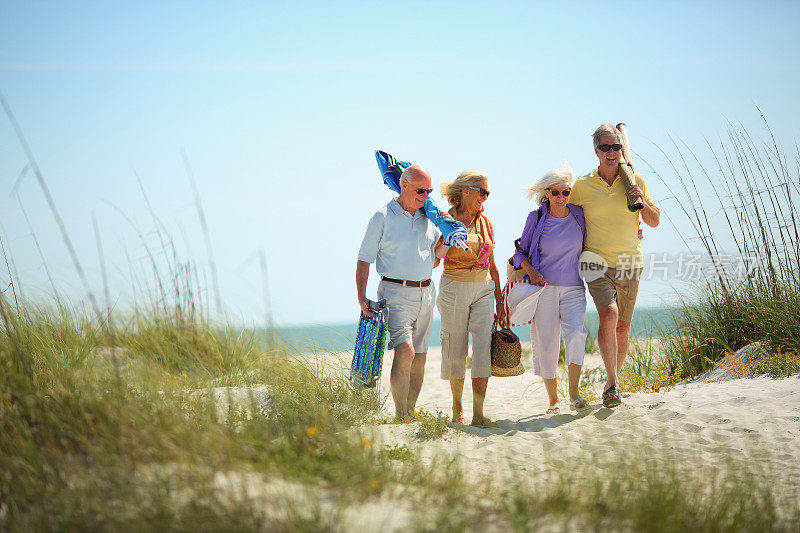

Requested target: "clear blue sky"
[{"left": 1, "top": 1, "right": 799, "bottom": 325}]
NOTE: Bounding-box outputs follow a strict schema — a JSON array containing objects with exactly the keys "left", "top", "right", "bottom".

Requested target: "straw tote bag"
[{"left": 490, "top": 322, "right": 524, "bottom": 377}]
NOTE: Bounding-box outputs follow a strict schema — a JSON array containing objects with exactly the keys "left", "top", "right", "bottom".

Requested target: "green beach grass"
[
  {"left": 3, "top": 295, "right": 800, "bottom": 531},
  {"left": 642, "top": 118, "right": 800, "bottom": 380}
]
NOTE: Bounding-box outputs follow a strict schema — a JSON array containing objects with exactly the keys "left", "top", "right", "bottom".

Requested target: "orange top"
[{"left": 441, "top": 214, "right": 495, "bottom": 283}]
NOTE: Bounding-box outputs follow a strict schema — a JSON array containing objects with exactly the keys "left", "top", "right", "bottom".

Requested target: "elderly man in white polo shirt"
[{"left": 356, "top": 165, "right": 446, "bottom": 420}]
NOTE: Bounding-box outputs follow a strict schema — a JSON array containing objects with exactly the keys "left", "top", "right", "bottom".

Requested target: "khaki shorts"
[
  {"left": 586, "top": 268, "right": 642, "bottom": 322},
  {"left": 378, "top": 280, "right": 436, "bottom": 353}
]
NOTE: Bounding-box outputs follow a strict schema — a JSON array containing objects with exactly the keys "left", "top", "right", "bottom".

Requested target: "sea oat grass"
[
  {"left": 3, "top": 296, "right": 799, "bottom": 531},
  {"left": 0, "top": 295, "right": 449, "bottom": 529},
  {"left": 651, "top": 119, "right": 800, "bottom": 379}
]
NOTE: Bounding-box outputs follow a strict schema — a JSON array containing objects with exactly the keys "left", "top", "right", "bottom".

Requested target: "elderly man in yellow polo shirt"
[{"left": 569, "top": 123, "right": 660, "bottom": 408}]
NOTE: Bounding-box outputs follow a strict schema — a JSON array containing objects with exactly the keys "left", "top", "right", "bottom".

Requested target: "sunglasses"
[
  {"left": 415, "top": 187, "right": 433, "bottom": 195},
  {"left": 597, "top": 143, "right": 623, "bottom": 152},
  {"left": 468, "top": 186, "right": 490, "bottom": 197},
  {"left": 547, "top": 189, "right": 571, "bottom": 197}
]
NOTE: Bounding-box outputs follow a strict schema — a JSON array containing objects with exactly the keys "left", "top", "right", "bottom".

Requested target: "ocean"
[{"left": 273, "top": 307, "right": 677, "bottom": 354}]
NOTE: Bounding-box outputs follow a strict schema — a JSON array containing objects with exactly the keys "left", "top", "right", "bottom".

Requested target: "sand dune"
[
  {"left": 300, "top": 345, "right": 800, "bottom": 483},
  {"left": 205, "top": 345, "right": 800, "bottom": 530},
  {"left": 369, "top": 347, "right": 798, "bottom": 463},
  {"left": 339, "top": 345, "right": 796, "bottom": 528}
]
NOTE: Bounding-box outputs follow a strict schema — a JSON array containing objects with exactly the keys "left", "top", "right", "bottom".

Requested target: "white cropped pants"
[{"left": 530, "top": 285, "right": 587, "bottom": 379}]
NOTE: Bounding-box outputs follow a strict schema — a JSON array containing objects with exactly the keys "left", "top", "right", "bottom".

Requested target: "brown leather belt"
[{"left": 382, "top": 277, "right": 431, "bottom": 288}]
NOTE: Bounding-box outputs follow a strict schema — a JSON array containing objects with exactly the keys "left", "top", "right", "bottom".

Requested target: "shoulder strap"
[{"left": 513, "top": 208, "right": 542, "bottom": 254}]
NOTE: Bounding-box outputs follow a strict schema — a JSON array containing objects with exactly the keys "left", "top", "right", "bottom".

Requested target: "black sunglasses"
[
  {"left": 547, "top": 189, "right": 571, "bottom": 197},
  {"left": 597, "top": 143, "right": 623, "bottom": 152},
  {"left": 415, "top": 187, "right": 433, "bottom": 195},
  {"left": 468, "top": 186, "right": 490, "bottom": 197}
]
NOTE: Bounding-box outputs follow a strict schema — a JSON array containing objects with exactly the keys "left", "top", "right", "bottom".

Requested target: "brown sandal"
[{"left": 602, "top": 386, "right": 621, "bottom": 408}]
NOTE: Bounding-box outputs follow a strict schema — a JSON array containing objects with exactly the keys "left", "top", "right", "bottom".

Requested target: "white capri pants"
[
  {"left": 437, "top": 277, "right": 495, "bottom": 380},
  {"left": 530, "top": 285, "right": 587, "bottom": 379}
]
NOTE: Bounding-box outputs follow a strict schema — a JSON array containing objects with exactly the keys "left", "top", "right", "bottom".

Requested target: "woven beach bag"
[{"left": 490, "top": 324, "right": 524, "bottom": 377}]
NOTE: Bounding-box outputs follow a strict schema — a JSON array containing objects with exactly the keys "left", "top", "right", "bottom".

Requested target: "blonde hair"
[
  {"left": 592, "top": 123, "right": 621, "bottom": 148},
  {"left": 525, "top": 163, "right": 575, "bottom": 205},
  {"left": 440, "top": 170, "right": 488, "bottom": 207}
]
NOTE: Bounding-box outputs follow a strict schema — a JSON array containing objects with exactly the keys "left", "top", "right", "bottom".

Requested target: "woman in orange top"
[{"left": 434, "top": 170, "right": 504, "bottom": 428}]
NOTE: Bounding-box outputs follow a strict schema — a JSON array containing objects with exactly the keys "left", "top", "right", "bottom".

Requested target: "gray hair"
[
  {"left": 440, "top": 170, "right": 488, "bottom": 207},
  {"left": 525, "top": 163, "right": 575, "bottom": 205},
  {"left": 592, "top": 123, "right": 621, "bottom": 148}
]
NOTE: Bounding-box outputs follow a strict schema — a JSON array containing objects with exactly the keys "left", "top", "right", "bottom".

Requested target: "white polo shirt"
[{"left": 358, "top": 198, "right": 441, "bottom": 281}]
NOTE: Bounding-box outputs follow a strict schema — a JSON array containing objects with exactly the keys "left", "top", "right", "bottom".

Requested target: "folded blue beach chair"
[{"left": 351, "top": 299, "right": 389, "bottom": 389}]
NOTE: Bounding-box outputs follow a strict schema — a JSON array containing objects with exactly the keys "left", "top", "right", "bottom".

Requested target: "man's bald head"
[
  {"left": 400, "top": 165, "right": 431, "bottom": 186},
  {"left": 398, "top": 165, "right": 433, "bottom": 213}
]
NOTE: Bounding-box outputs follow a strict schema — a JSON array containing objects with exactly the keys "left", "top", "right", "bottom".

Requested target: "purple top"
[
  {"left": 512, "top": 200, "right": 585, "bottom": 285},
  {"left": 538, "top": 213, "right": 584, "bottom": 286}
]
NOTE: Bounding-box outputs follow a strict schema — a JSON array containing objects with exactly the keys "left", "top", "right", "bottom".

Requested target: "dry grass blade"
[
  {"left": 17, "top": 196, "right": 63, "bottom": 307},
  {"left": 0, "top": 91, "right": 103, "bottom": 322},
  {"left": 181, "top": 149, "right": 222, "bottom": 315},
  {"left": 0, "top": 232, "right": 21, "bottom": 317}
]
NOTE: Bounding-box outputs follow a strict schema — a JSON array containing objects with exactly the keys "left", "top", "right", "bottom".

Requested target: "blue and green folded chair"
[{"left": 351, "top": 298, "right": 389, "bottom": 389}]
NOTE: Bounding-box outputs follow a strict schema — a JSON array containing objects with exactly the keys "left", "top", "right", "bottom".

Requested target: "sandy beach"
[
  {"left": 304, "top": 344, "right": 800, "bottom": 530},
  {"left": 370, "top": 345, "right": 800, "bottom": 462}
]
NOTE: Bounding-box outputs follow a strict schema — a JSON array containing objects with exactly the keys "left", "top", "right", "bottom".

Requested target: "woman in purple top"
[{"left": 512, "top": 164, "right": 589, "bottom": 413}]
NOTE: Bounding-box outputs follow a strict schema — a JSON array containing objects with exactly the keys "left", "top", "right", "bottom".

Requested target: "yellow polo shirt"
[{"left": 569, "top": 168, "right": 656, "bottom": 268}]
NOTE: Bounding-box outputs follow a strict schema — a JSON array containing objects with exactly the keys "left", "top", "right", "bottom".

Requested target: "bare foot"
[
  {"left": 470, "top": 417, "right": 499, "bottom": 428},
  {"left": 571, "top": 397, "right": 589, "bottom": 410}
]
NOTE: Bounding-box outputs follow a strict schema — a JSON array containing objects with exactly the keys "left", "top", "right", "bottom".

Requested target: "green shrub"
[{"left": 415, "top": 410, "right": 450, "bottom": 440}]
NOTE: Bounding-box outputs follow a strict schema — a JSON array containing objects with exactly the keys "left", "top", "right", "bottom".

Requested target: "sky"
[{"left": 1, "top": 1, "right": 799, "bottom": 326}]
